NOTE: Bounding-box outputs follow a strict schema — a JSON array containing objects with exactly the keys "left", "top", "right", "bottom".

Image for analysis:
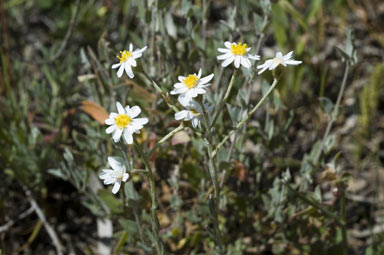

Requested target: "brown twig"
[{"left": 0, "top": 206, "right": 34, "bottom": 233}]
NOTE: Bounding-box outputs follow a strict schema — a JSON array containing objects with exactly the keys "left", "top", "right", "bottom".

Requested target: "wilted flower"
[
  {"left": 105, "top": 102, "right": 148, "bottom": 144},
  {"left": 257, "top": 51, "right": 302, "bottom": 74},
  {"left": 170, "top": 69, "right": 214, "bottom": 101},
  {"left": 112, "top": 43, "right": 147, "bottom": 78},
  {"left": 175, "top": 97, "right": 212, "bottom": 129},
  {"left": 99, "top": 157, "right": 129, "bottom": 194},
  {"left": 217, "top": 41, "right": 260, "bottom": 69}
]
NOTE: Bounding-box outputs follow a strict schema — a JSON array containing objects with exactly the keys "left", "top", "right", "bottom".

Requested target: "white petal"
[
  {"left": 113, "top": 128, "right": 123, "bottom": 142},
  {"left": 284, "top": 51, "right": 294, "bottom": 60},
  {"left": 132, "top": 118, "right": 148, "bottom": 125},
  {"left": 175, "top": 110, "right": 189, "bottom": 120},
  {"left": 240, "top": 56, "right": 251, "bottom": 68},
  {"left": 112, "top": 181, "right": 121, "bottom": 194},
  {"left": 248, "top": 54, "right": 260, "bottom": 60},
  {"left": 104, "top": 178, "right": 115, "bottom": 185},
  {"left": 106, "top": 125, "right": 116, "bottom": 134},
  {"left": 186, "top": 89, "right": 198, "bottom": 99},
  {"left": 221, "top": 55, "right": 235, "bottom": 67},
  {"left": 178, "top": 96, "right": 191, "bottom": 107},
  {"left": 126, "top": 124, "right": 136, "bottom": 134},
  {"left": 182, "top": 111, "right": 192, "bottom": 120},
  {"left": 174, "top": 82, "right": 184, "bottom": 88},
  {"left": 116, "top": 102, "right": 125, "bottom": 115},
  {"left": 125, "top": 64, "right": 134, "bottom": 79},
  {"left": 122, "top": 173, "right": 129, "bottom": 182},
  {"left": 123, "top": 130, "right": 133, "bottom": 144},
  {"left": 276, "top": 52, "right": 283, "bottom": 58},
  {"left": 197, "top": 68, "right": 202, "bottom": 78},
  {"left": 224, "top": 41, "right": 232, "bottom": 48},
  {"left": 199, "top": 73, "right": 214, "bottom": 85},
  {"left": 129, "top": 43, "right": 133, "bottom": 52},
  {"left": 196, "top": 88, "right": 206, "bottom": 95},
  {"left": 130, "top": 106, "right": 141, "bottom": 118},
  {"left": 110, "top": 112, "right": 118, "bottom": 118},
  {"left": 170, "top": 87, "right": 188, "bottom": 95},
  {"left": 269, "top": 62, "right": 279, "bottom": 70},
  {"left": 217, "top": 52, "right": 233, "bottom": 60},
  {"left": 105, "top": 118, "right": 115, "bottom": 125},
  {"left": 192, "top": 118, "right": 199, "bottom": 128},
  {"left": 108, "top": 157, "right": 120, "bottom": 171},
  {"left": 245, "top": 58, "right": 252, "bottom": 68},
  {"left": 178, "top": 76, "right": 186, "bottom": 82},
  {"left": 117, "top": 64, "right": 124, "bottom": 78},
  {"left": 136, "top": 46, "right": 147, "bottom": 54},
  {"left": 284, "top": 60, "right": 302, "bottom": 65},
  {"left": 128, "top": 58, "right": 137, "bottom": 67},
  {"left": 112, "top": 63, "right": 121, "bottom": 69},
  {"left": 234, "top": 56, "right": 241, "bottom": 68},
  {"left": 258, "top": 66, "right": 269, "bottom": 75},
  {"left": 99, "top": 169, "right": 113, "bottom": 179},
  {"left": 217, "top": 48, "right": 230, "bottom": 53},
  {"left": 132, "top": 52, "right": 142, "bottom": 59}
]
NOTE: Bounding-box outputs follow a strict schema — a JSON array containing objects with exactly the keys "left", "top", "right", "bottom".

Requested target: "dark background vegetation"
[{"left": 1, "top": 0, "right": 384, "bottom": 254}]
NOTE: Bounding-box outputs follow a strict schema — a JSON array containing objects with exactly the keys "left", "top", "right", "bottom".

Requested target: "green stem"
[
  {"left": 283, "top": 180, "right": 343, "bottom": 226},
  {"left": 210, "top": 69, "right": 238, "bottom": 129},
  {"left": 200, "top": 101, "right": 224, "bottom": 253},
  {"left": 133, "top": 209, "right": 146, "bottom": 245},
  {"left": 203, "top": 125, "right": 225, "bottom": 254},
  {"left": 119, "top": 146, "right": 147, "bottom": 247},
  {"left": 340, "top": 188, "right": 348, "bottom": 255},
  {"left": 140, "top": 72, "right": 179, "bottom": 113},
  {"left": 133, "top": 138, "right": 164, "bottom": 255},
  {"left": 147, "top": 124, "right": 184, "bottom": 157},
  {"left": 212, "top": 78, "right": 278, "bottom": 157},
  {"left": 314, "top": 63, "right": 350, "bottom": 163}
]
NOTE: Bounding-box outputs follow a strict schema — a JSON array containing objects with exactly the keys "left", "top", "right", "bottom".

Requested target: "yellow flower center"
[
  {"left": 230, "top": 43, "right": 247, "bottom": 56},
  {"left": 190, "top": 109, "right": 200, "bottom": 116},
  {"left": 183, "top": 75, "right": 199, "bottom": 89},
  {"left": 117, "top": 50, "right": 132, "bottom": 63},
  {"left": 115, "top": 114, "right": 131, "bottom": 129}
]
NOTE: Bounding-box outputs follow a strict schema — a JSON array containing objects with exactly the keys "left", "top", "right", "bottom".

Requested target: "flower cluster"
[{"left": 101, "top": 41, "right": 302, "bottom": 194}]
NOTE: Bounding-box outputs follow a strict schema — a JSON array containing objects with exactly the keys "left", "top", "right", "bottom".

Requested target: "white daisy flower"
[
  {"left": 105, "top": 102, "right": 148, "bottom": 144},
  {"left": 111, "top": 43, "right": 147, "bottom": 78},
  {"left": 175, "top": 97, "right": 212, "bottom": 129},
  {"left": 217, "top": 41, "right": 260, "bottom": 69},
  {"left": 170, "top": 69, "right": 214, "bottom": 101},
  {"left": 99, "top": 157, "right": 129, "bottom": 194},
  {"left": 257, "top": 51, "right": 302, "bottom": 75}
]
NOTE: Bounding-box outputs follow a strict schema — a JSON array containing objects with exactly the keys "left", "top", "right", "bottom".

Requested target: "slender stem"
[
  {"left": 202, "top": 112, "right": 225, "bottom": 253},
  {"left": 212, "top": 78, "right": 278, "bottom": 157},
  {"left": 119, "top": 146, "right": 147, "bottom": 247},
  {"left": 210, "top": 69, "right": 238, "bottom": 129},
  {"left": 314, "top": 63, "right": 350, "bottom": 163},
  {"left": 24, "top": 187, "right": 64, "bottom": 255},
  {"left": 133, "top": 209, "right": 146, "bottom": 245},
  {"left": 132, "top": 169, "right": 148, "bottom": 174},
  {"left": 283, "top": 180, "right": 343, "bottom": 226},
  {"left": 140, "top": 72, "right": 179, "bottom": 113},
  {"left": 340, "top": 187, "right": 348, "bottom": 255},
  {"left": 147, "top": 124, "right": 184, "bottom": 157},
  {"left": 133, "top": 138, "right": 164, "bottom": 255},
  {"left": 201, "top": 0, "right": 208, "bottom": 68},
  {"left": 245, "top": 14, "right": 268, "bottom": 106}
]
